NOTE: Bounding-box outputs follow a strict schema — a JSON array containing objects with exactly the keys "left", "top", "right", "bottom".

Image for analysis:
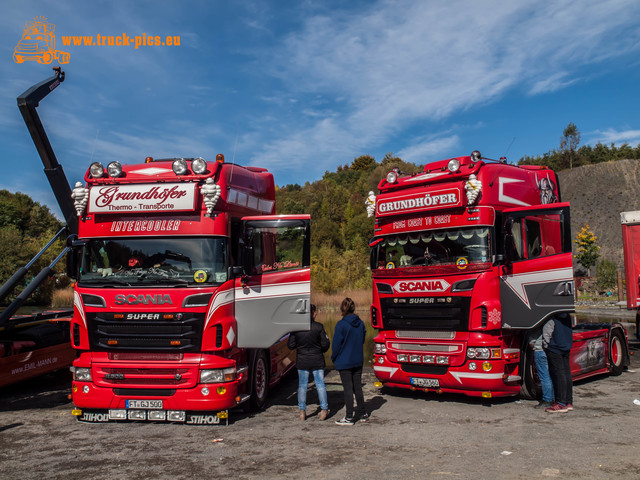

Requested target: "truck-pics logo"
[
  {"left": 14, "top": 17, "right": 70, "bottom": 65},
  {"left": 393, "top": 279, "right": 451, "bottom": 293}
]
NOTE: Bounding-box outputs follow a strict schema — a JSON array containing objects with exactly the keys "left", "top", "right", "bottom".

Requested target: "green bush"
[{"left": 596, "top": 258, "right": 617, "bottom": 291}]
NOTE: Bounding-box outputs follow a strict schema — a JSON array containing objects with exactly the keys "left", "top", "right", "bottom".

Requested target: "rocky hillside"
[{"left": 559, "top": 158, "right": 640, "bottom": 270}]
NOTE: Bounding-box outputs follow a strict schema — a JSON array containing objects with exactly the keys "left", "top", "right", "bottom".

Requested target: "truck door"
[
  {"left": 500, "top": 203, "right": 574, "bottom": 329},
  {"left": 234, "top": 215, "right": 311, "bottom": 348}
]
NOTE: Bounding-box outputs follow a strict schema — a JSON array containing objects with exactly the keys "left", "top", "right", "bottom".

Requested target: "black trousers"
[
  {"left": 545, "top": 348, "right": 573, "bottom": 405},
  {"left": 338, "top": 366, "right": 365, "bottom": 419}
]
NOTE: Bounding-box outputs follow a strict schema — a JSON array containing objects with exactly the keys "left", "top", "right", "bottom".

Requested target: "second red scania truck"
[
  {"left": 369, "top": 151, "right": 629, "bottom": 399},
  {"left": 66, "top": 154, "right": 310, "bottom": 423}
]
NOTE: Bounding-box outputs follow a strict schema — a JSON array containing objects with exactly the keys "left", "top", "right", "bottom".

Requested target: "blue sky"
[{"left": 2, "top": 0, "right": 640, "bottom": 220}]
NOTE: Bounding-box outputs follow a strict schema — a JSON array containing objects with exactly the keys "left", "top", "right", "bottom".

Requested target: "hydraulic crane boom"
[{"left": 17, "top": 67, "right": 77, "bottom": 233}]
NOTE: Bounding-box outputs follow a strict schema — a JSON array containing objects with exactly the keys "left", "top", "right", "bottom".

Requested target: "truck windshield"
[
  {"left": 372, "top": 227, "right": 491, "bottom": 269},
  {"left": 78, "top": 237, "right": 228, "bottom": 286}
]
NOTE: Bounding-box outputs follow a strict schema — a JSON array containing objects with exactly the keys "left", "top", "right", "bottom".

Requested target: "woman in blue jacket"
[{"left": 331, "top": 297, "right": 368, "bottom": 425}]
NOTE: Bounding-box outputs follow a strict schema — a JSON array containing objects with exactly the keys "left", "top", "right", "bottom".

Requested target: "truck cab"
[{"left": 67, "top": 155, "right": 310, "bottom": 422}]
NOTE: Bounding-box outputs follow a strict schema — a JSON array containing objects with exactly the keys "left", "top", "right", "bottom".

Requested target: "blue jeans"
[
  {"left": 534, "top": 349, "right": 554, "bottom": 403},
  {"left": 297, "top": 369, "right": 328, "bottom": 411}
]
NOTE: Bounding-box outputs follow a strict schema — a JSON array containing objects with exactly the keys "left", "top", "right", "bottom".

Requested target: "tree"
[
  {"left": 559, "top": 123, "right": 581, "bottom": 169},
  {"left": 574, "top": 224, "right": 600, "bottom": 276},
  {"left": 596, "top": 258, "right": 617, "bottom": 292}
]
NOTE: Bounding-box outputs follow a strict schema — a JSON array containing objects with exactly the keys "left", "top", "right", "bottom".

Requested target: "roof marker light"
[{"left": 447, "top": 158, "right": 460, "bottom": 173}]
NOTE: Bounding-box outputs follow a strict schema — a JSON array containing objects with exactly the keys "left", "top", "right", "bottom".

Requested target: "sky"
[{"left": 2, "top": 0, "right": 640, "bottom": 220}]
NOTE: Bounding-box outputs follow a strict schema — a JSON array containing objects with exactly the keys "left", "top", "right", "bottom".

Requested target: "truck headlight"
[
  {"left": 89, "top": 162, "right": 104, "bottom": 178},
  {"left": 191, "top": 157, "right": 207, "bottom": 174},
  {"left": 200, "top": 367, "right": 235, "bottom": 384},
  {"left": 172, "top": 158, "right": 188, "bottom": 175},
  {"left": 467, "top": 347, "right": 492, "bottom": 360},
  {"left": 107, "top": 161, "right": 122, "bottom": 177},
  {"left": 374, "top": 343, "right": 387, "bottom": 354},
  {"left": 73, "top": 367, "right": 92, "bottom": 382}
]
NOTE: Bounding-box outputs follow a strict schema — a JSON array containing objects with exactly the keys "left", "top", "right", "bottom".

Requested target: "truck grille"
[
  {"left": 94, "top": 364, "right": 198, "bottom": 388},
  {"left": 380, "top": 297, "right": 471, "bottom": 331},
  {"left": 86, "top": 312, "right": 203, "bottom": 352}
]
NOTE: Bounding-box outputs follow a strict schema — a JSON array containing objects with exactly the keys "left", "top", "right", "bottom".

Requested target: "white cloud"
[
  {"left": 587, "top": 128, "right": 640, "bottom": 147},
  {"left": 396, "top": 135, "right": 460, "bottom": 164},
  {"left": 250, "top": 0, "right": 640, "bottom": 173}
]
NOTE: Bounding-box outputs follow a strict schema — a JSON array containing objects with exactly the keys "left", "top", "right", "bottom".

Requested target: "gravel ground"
[{"left": 1, "top": 320, "right": 639, "bottom": 480}]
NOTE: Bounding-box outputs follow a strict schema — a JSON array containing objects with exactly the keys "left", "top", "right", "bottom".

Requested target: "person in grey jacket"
[
  {"left": 530, "top": 321, "right": 554, "bottom": 408},
  {"left": 542, "top": 312, "right": 573, "bottom": 413}
]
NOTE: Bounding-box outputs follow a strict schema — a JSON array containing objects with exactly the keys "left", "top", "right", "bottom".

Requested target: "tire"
[
  {"left": 519, "top": 346, "right": 539, "bottom": 400},
  {"left": 635, "top": 311, "right": 640, "bottom": 341},
  {"left": 38, "top": 52, "right": 53, "bottom": 64},
  {"left": 249, "top": 350, "right": 269, "bottom": 411},
  {"left": 608, "top": 330, "right": 626, "bottom": 376}
]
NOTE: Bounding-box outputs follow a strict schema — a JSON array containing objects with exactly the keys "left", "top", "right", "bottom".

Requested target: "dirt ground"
[{"left": 1, "top": 339, "right": 639, "bottom": 479}]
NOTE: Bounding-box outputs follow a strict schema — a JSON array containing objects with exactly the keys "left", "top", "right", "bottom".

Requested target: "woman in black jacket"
[{"left": 288, "top": 304, "right": 330, "bottom": 420}]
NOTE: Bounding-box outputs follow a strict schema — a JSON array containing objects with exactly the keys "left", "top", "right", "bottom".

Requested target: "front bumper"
[{"left": 372, "top": 355, "right": 521, "bottom": 398}]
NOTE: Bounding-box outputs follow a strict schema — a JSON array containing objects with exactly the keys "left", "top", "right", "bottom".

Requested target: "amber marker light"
[
  {"left": 216, "top": 153, "right": 225, "bottom": 163},
  {"left": 145, "top": 156, "right": 154, "bottom": 163}
]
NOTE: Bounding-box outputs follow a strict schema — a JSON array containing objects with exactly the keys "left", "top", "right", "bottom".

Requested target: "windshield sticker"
[
  {"left": 456, "top": 257, "right": 468, "bottom": 269},
  {"left": 215, "top": 272, "right": 227, "bottom": 283},
  {"left": 385, "top": 261, "right": 395, "bottom": 269},
  {"left": 194, "top": 270, "right": 208, "bottom": 283}
]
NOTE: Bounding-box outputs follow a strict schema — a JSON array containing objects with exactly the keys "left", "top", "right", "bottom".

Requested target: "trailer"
[
  {"left": 620, "top": 210, "right": 640, "bottom": 339},
  {"left": 1, "top": 69, "right": 76, "bottom": 388}
]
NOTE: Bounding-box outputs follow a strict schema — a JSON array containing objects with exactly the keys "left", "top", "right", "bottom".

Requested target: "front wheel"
[
  {"left": 609, "top": 330, "right": 626, "bottom": 376},
  {"left": 249, "top": 350, "right": 269, "bottom": 411},
  {"left": 519, "top": 346, "right": 539, "bottom": 400}
]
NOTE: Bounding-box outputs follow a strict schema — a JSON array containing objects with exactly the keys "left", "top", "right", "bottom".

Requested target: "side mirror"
[
  {"left": 66, "top": 249, "right": 79, "bottom": 280},
  {"left": 504, "top": 233, "right": 517, "bottom": 264},
  {"left": 231, "top": 266, "right": 243, "bottom": 278}
]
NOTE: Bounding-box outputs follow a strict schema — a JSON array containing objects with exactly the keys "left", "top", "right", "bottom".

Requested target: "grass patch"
[{"left": 51, "top": 287, "right": 74, "bottom": 307}]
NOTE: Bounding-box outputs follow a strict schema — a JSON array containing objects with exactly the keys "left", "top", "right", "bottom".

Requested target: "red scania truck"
[
  {"left": 369, "top": 151, "right": 629, "bottom": 399},
  {"left": 66, "top": 155, "right": 311, "bottom": 423},
  {"left": 15, "top": 69, "right": 310, "bottom": 423}
]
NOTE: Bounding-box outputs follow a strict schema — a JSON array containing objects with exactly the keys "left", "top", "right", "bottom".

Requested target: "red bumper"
[{"left": 372, "top": 355, "right": 521, "bottom": 398}]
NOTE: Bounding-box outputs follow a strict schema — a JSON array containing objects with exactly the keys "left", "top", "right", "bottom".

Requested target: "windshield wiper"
[
  {"left": 142, "top": 277, "right": 189, "bottom": 286},
  {"left": 80, "top": 278, "right": 133, "bottom": 287}
]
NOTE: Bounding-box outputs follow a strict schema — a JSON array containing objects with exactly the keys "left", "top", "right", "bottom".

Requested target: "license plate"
[
  {"left": 126, "top": 399, "right": 163, "bottom": 409},
  {"left": 410, "top": 377, "right": 440, "bottom": 388}
]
